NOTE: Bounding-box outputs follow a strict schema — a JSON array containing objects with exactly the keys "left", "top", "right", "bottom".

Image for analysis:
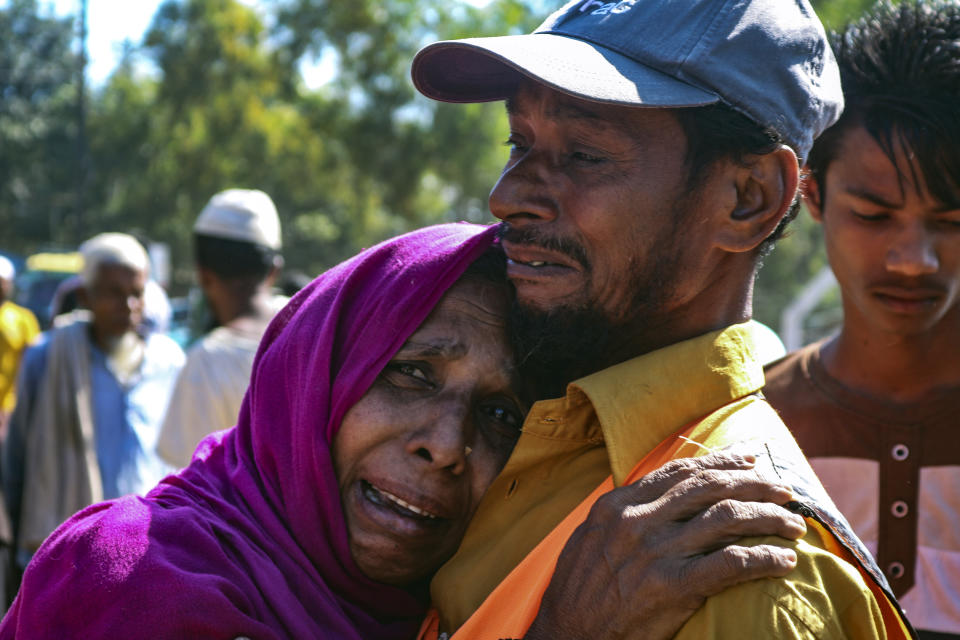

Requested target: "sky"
[
  {"left": 32, "top": 0, "right": 490, "bottom": 89},
  {"left": 45, "top": 0, "right": 177, "bottom": 85},
  {"left": 31, "top": 0, "right": 334, "bottom": 87}
]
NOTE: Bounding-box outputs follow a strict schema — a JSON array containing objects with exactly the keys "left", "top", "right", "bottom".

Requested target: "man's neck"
[
  {"left": 821, "top": 312, "right": 960, "bottom": 403},
  {"left": 215, "top": 289, "right": 275, "bottom": 327}
]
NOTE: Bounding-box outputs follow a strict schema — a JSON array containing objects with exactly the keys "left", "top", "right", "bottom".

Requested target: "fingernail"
[{"left": 741, "top": 454, "right": 757, "bottom": 464}]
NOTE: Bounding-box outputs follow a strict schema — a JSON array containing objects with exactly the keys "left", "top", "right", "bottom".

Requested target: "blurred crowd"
[{"left": 0, "top": 188, "right": 297, "bottom": 604}]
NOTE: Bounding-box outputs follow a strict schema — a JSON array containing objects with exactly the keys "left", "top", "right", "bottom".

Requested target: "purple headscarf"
[{"left": 1, "top": 223, "right": 498, "bottom": 639}]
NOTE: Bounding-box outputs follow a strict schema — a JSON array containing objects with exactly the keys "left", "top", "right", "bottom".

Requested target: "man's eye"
[
  {"left": 571, "top": 150, "right": 604, "bottom": 164},
  {"left": 852, "top": 211, "right": 888, "bottom": 222},
  {"left": 504, "top": 135, "right": 528, "bottom": 155}
]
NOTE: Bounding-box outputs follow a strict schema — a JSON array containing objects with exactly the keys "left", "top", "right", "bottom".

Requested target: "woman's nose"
[{"left": 408, "top": 403, "right": 472, "bottom": 474}]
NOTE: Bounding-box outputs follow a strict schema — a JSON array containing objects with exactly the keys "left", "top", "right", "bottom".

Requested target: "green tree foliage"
[
  {"left": 0, "top": 0, "right": 883, "bottom": 336},
  {"left": 0, "top": 0, "right": 79, "bottom": 249}
]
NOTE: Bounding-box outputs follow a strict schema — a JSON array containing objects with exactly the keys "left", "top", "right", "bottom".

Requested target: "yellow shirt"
[
  {"left": 430, "top": 322, "right": 891, "bottom": 638},
  {"left": 0, "top": 300, "right": 40, "bottom": 413}
]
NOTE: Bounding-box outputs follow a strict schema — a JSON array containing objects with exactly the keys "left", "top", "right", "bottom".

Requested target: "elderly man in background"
[
  {"left": 158, "top": 189, "right": 285, "bottom": 468},
  {"left": 0, "top": 257, "right": 38, "bottom": 436},
  {"left": 411, "top": 0, "right": 913, "bottom": 637},
  {"left": 765, "top": 2, "right": 960, "bottom": 637},
  {"left": 2, "top": 233, "right": 184, "bottom": 591}
]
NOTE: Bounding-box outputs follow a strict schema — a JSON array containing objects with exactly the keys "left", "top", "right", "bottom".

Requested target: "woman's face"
[{"left": 333, "top": 277, "right": 526, "bottom": 586}]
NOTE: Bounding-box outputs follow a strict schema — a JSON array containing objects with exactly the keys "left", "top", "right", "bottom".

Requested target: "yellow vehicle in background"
[{"left": 14, "top": 251, "right": 83, "bottom": 328}]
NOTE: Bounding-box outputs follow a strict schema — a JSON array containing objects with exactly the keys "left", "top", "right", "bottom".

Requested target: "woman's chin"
[{"left": 343, "top": 479, "right": 461, "bottom": 585}]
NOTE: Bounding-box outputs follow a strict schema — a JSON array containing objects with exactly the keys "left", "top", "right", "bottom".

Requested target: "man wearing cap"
[
  {"left": 410, "top": 0, "right": 913, "bottom": 637},
  {"left": 0, "top": 257, "right": 39, "bottom": 435},
  {"left": 764, "top": 2, "right": 960, "bottom": 637},
  {"left": 2, "top": 233, "right": 184, "bottom": 589},
  {"left": 157, "top": 189, "right": 285, "bottom": 468}
]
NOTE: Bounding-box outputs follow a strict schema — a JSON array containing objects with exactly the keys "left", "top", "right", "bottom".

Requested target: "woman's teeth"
[{"left": 367, "top": 483, "right": 438, "bottom": 519}]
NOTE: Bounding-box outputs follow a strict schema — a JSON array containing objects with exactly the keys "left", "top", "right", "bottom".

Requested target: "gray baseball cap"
[{"left": 412, "top": 0, "right": 843, "bottom": 161}]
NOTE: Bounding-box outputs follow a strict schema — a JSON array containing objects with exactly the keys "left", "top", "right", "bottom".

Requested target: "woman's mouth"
[{"left": 361, "top": 480, "right": 440, "bottom": 521}]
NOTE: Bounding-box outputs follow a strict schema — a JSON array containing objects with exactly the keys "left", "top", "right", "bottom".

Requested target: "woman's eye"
[
  {"left": 396, "top": 363, "right": 427, "bottom": 381},
  {"left": 481, "top": 403, "right": 523, "bottom": 434},
  {"left": 381, "top": 362, "right": 432, "bottom": 388}
]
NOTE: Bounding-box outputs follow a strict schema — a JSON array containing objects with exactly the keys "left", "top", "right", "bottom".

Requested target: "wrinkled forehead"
[{"left": 425, "top": 277, "right": 510, "bottom": 333}]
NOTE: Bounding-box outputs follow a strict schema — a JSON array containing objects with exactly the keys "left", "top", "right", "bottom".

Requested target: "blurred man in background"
[
  {"left": 2, "top": 233, "right": 184, "bottom": 590},
  {"left": 765, "top": 2, "right": 960, "bottom": 637},
  {"left": 0, "top": 255, "right": 37, "bottom": 610},
  {"left": 0, "top": 257, "right": 38, "bottom": 436},
  {"left": 158, "top": 189, "right": 285, "bottom": 468}
]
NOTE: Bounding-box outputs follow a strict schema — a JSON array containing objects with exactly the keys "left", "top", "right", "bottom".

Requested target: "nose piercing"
[{"left": 464, "top": 446, "right": 473, "bottom": 458}]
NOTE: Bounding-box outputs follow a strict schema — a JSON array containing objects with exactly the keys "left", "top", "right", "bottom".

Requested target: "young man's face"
[
  {"left": 807, "top": 125, "right": 960, "bottom": 337},
  {"left": 489, "top": 82, "right": 711, "bottom": 326}
]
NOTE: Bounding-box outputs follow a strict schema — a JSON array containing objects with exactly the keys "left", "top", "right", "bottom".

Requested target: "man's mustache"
[{"left": 496, "top": 223, "right": 591, "bottom": 271}]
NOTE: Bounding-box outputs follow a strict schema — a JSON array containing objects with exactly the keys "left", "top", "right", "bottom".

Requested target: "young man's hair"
[
  {"left": 194, "top": 234, "right": 278, "bottom": 282},
  {"left": 675, "top": 103, "right": 799, "bottom": 258},
  {"left": 807, "top": 0, "right": 960, "bottom": 207}
]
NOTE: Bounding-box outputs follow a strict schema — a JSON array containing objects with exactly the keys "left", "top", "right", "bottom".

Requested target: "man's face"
[
  {"left": 490, "top": 82, "right": 707, "bottom": 326},
  {"left": 86, "top": 264, "right": 147, "bottom": 338},
  {"left": 809, "top": 125, "right": 960, "bottom": 337}
]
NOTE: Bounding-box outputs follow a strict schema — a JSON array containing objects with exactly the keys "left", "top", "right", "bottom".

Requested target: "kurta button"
[
  {"left": 887, "top": 562, "right": 905, "bottom": 579},
  {"left": 891, "top": 500, "right": 909, "bottom": 518},
  {"left": 891, "top": 444, "right": 909, "bottom": 461}
]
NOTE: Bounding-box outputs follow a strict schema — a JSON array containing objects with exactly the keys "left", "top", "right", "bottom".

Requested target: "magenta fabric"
[{"left": 0, "top": 223, "right": 498, "bottom": 639}]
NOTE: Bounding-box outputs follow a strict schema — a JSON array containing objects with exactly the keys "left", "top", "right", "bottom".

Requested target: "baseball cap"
[
  {"left": 412, "top": 0, "right": 843, "bottom": 161},
  {"left": 194, "top": 189, "right": 282, "bottom": 250}
]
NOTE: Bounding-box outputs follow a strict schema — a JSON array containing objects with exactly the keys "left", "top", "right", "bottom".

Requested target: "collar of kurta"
[{"left": 522, "top": 322, "right": 766, "bottom": 486}]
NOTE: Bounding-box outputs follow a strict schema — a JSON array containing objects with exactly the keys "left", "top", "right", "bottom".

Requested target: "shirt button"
[
  {"left": 891, "top": 444, "right": 909, "bottom": 461},
  {"left": 891, "top": 500, "right": 909, "bottom": 518},
  {"left": 887, "top": 562, "right": 905, "bottom": 579}
]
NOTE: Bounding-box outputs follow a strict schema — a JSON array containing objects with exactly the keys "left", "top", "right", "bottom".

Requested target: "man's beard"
[{"left": 500, "top": 210, "right": 687, "bottom": 401}]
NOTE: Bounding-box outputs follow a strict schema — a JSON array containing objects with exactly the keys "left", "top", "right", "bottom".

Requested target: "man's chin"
[{"left": 509, "top": 301, "right": 616, "bottom": 400}]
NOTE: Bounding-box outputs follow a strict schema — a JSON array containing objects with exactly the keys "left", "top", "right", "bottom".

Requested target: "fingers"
[
  {"left": 621, "top": 453, "right": 760, "bottom": 505},
  {"left": 672, "top": 500, "right": 807, "bottom": 557},
  {"left": 679, "top": 543, "right": 799, "bottom": 601},
  {"left": 619, "top": 468, "right": 793, "bottom": 526}
]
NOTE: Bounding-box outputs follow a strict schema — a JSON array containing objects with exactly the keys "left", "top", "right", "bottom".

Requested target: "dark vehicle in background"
[{"left": 14, "top": 252, "right": 82, "bottom": 328}]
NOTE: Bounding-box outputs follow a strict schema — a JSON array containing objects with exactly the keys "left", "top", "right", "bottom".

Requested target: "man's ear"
[
  {"left": 801, "top": 172, "right": 825, "bottom": 222},
  {"left": 713, "top": 147, "right": 799, "bottom": 253}
]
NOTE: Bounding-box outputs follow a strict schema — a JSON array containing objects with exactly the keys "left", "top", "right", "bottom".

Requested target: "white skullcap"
[
  {"left": 0, "top": 255, "right": 14, "bottom": 281},
  {"left": 79, "top": 233, "right": 149, "bottom": 286},
  {"left": 194, "top": 189, "right": 281, "bottom": 250}
]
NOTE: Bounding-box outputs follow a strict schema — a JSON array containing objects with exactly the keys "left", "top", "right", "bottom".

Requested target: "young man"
[
  {"left": 765, "top": 2, "right": 960, "bottom": 637},
  {"left": 3, "top": 233, "right": 184, "bottom": 576},
  {"left": 411, "top": 0, "right": 913, "bottom": 637},
  {"left": 158, "top": 189, "right": 285, "bottom": 467}
]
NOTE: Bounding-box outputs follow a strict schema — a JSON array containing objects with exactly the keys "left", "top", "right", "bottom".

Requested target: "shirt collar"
[{"left": 569, "top": 322, "right": 766, "bottom": 486}]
